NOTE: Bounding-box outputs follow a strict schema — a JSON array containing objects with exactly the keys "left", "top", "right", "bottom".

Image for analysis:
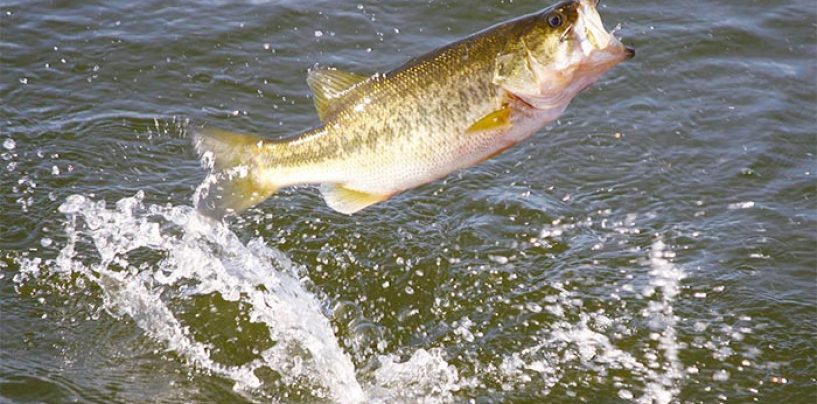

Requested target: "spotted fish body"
[{"left": 193, "top": 0, "right": 633, "bottom": 216}]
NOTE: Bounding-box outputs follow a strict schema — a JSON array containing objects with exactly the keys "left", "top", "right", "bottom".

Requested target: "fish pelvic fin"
[
  {"left": 192, "top": 125, "right": 278, "bottom": 218},
  {"left": 320, "top": 184, "right": 390, "bottom": 215}
]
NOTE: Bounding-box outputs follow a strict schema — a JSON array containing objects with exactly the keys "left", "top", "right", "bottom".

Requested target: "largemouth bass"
[{"left": 193, "top": 0, "right": 633, "bottom": 217}]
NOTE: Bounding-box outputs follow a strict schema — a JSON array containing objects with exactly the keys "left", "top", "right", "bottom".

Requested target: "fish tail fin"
[{"left": 191, "top": 125, "right": 278, "bottom": 218}]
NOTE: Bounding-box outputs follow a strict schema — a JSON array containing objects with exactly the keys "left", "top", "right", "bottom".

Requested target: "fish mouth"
[
  {"left": 572, "top": 0, "right": 633, "bottom": 63},
  {"left": 496, "top": 0, "right": 632, "bottom": 110},
  {"left": 528, "top": 0, "right": 631, "bottom": 107}
]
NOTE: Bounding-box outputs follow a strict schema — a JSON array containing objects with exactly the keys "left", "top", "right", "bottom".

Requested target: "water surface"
[{"left": 1, "top": 0, "right": 815, "bottom": 402}]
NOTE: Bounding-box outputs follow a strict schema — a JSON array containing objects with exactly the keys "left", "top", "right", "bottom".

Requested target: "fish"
[{"left": 192, "top": 0, "right": 633, "bottom": 217}]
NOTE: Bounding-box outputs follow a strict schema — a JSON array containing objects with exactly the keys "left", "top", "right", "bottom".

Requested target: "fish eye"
[{"left": 546, "top": 12, "right": 565, "bottom": 28}]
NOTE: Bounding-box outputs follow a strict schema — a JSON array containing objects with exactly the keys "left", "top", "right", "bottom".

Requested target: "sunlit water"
[{"left": 1, "top": 0, "right": 815, "bottom": 402}]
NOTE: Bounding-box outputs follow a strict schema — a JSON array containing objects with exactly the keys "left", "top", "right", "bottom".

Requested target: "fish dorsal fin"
[{"left": 307, "top": 68, "right": 369, "bottom": 121}]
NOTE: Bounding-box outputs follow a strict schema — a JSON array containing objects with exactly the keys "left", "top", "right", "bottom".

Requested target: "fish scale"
[{"left": 193, "top": 0, "right": 632, "bottom": 217}]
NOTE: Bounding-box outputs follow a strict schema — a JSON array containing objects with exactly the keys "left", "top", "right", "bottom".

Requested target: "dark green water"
[{"left": 1, "top": 0, "right": 815, "bottom": 402}]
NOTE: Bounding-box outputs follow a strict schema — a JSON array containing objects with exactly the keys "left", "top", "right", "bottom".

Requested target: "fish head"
[{"left": 494, "top": 0, "right": 633, "bottom": 109}]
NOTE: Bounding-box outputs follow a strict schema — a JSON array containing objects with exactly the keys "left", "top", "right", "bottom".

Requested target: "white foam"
[
  {"left": 30, "top": 192, "right": 366, "bottom": 402},
  {"left": 637, "top": 239, "right": 686, "bottom": 404},
  {"left": 17, "top": 192, "right": 477, "bottom": 402},
  {"left": 16, "top": 193, "right": 701, "bottom": 401},
  {"left": 485, "top": 238, "right": 687, "bottom": 403},
  {"left": 728, "top": 201, "right": 755, "bottom": 210},
  {"left": 368, "top": 348, "right": 472, "bottom": 403}
]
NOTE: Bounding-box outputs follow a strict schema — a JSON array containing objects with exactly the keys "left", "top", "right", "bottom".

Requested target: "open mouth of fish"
[
  {"left": 523, "top": 0, "right": 633, "bottom": 108},
  {"left": 571, "top": 0, "right": 635, "bottom": 63}
]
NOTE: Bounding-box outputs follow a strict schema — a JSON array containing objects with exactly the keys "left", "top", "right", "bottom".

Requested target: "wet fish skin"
[{"left": 193, "top": 0, "right": 632, "bottom": 217}]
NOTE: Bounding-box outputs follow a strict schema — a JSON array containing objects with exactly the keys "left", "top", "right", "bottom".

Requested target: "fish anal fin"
[
  {"left": 320, "top": 184, "right": 389, "bottom": 215},
  {"left": 307, "top": 68, "right": 369, "bottom": 121},
  {"left": 466, "top": 106, "right": 512, "bottom": 134}
]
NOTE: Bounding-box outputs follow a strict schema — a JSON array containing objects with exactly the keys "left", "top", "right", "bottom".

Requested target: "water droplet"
[
  {"left": 728, "top": 201, "right": 755, "bottom": 210},
  {"left": 59, "top": 195, "right": 87, "bottom": 214},
  {"left": 489, "top": 255, "right": 509, "bottom": 265}
]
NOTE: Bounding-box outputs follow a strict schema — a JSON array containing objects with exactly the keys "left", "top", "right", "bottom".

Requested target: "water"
[{"left": 1, "top": 0, "right": 815, "bottom": 402}]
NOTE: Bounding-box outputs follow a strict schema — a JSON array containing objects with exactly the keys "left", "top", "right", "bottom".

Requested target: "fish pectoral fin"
[
  {"left": 320, "top": 184, "right": 389, "bottom": 215},
  {"left": 307, "top": 67, "right": 369, "bottom": 121},
  {"left": 466, "top": 106, "right": 513, "bottom": 134}
]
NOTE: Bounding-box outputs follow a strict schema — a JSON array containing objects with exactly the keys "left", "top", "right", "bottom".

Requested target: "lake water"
[{"left": 1, "top": 0, "right": 815, "bottom": 402}]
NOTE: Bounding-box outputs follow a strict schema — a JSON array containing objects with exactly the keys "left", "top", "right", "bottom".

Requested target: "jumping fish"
[{"left": 193, "top": 0, "right": 633, "bottom": 216}]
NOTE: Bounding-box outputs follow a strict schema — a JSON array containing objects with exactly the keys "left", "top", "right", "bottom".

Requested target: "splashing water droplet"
[{"left": 27, "top": 194, "right": 367, "bottom": 400}]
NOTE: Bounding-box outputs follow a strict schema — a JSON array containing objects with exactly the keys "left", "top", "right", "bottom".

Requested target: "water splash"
[
  {"left": 488, "top": 236, "right": 687, "bottom": 403},
  {"left": 14, "top": 191, "right": 476, "bottom": 403},
  {"left": 11, "top": 189, "right": 767, "bottom": 402},
  {"left": 639, "top": 239, "right": 686, "bottom": 404},
  {"left": 369, "top": 348, "right": 465, "bottom": 403},
  {"left": 21, "top": 191, "right": 366, "bottom": 402}
]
